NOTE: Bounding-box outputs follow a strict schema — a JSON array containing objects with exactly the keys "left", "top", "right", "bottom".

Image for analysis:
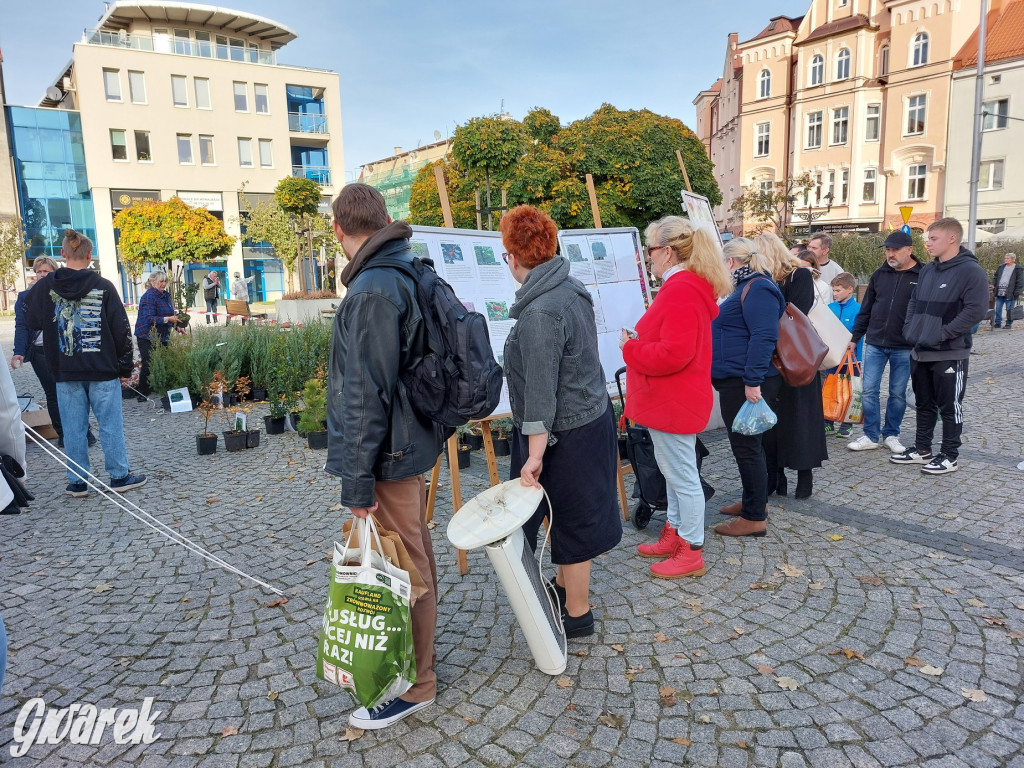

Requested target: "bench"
[{"left": 224, "top": 299, "right": 268, "bottom": 325}]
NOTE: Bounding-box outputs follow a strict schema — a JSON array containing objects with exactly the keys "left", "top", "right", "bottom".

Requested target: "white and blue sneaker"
[
  {"left": 348, "top": 697, "right": 434, "bottom": 730},
  {"left": 921, "top": 454, "right": 958, "bottom": 475}
]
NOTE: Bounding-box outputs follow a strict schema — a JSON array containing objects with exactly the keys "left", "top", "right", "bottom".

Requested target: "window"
[
  {"left": 759, "top": 179, "right": 775, "bottom": 196},
  {"left": 194, "top": 78, "right": 211, "bottom": 109},
  {"left": 814, "top": 172, "right": 823, "bottom": 203},
  {"left": 982, "top": 98, "right": 1009, "bottom": 130},
  {"left": 977, "top": 218, "right": 1005, "bottom": 233},
  {"left": 880, "top": 46, "right": 889, "bottom": 77},
  {"left": 810, "top": 55, "right": 824, "bottom": 86},
  {"left": 128, "top": 71, "right": 146, "bottom": 104},
  {"left": 840, "top": 169, "right": 849, "bottom": 204},
  {"left": 906, "top": 95, "right": 926, "bottom": 135},
  {"left": 177, "top": 134, "right": 193, "bottom": 165},
  {"left": 865, "top": 104, "right": 881, "bottom": 141},
  {"left": 173, "top": 28, "right": 192, "bottom": 55},
  {"left": 229, "top": 37, "right": 245, "bottom": 61},
  {"left": 237, "top": 138, "right": 253, "bottom": 167},
  {"left": 755, "top": 123, "right": 770, "bottom": 157},
  {"left": 912, "top": 33, "right": 929, "bottom": 67},
  {"left": 103, "top": 69, "right": 121, "bottom": 101},
  {"left": 215, "top": 34, "right": 229, "bottom": 59},
  {"left": 907, "top": 164, "right": 926, "bottom": 200},
  {"left": 807, "top": 111, "right": 823, "bottom": 148},
  {"left": 832, "top": 107, "right": 849, "bottom": 145},
  {"left": 863, "top": 169, "right": 876, "bottom": 203},
  {"left": 134, "top": 130, "right": 151, "bottom": 162},
  {"left": 836, "top": 49, "right": 851, "bottom": 80},
  {"left": 194, "top": 30, "right": 212, "bottom": 58},
  {"left": 110, "top": 129, "right": 127, "bottom": 161},
  {"left": 258, "top": 139, "right": 273, "bottom": 168},
  {"left": 759, "top": 70, "right": 771, "bottom": 99},
  {"left": 171, "top": 75, "right": 188, "bottom": 107},
  {"left": 233, "top": 82, "right": 248, "bottom": 112},
  {"left": 199, "top": 135, "right": 215, "bottom": 166},
  {"left": 978, "top": 159, "right": 1005, "bottom": 190},
  {"left": 826, "top": 170, "right": 836, "bottom": 201},
  {"left": 255, "top": 84, "right": 270, "bottom": 114}
]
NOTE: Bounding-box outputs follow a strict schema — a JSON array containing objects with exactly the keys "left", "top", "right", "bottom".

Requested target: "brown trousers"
[{"left": 372, "top": 475, "right": 438, "bottom": 702}]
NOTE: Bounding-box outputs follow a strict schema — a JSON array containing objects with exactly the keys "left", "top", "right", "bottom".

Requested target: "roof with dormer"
[{"left": 799, "top": 14, "right": 877, "bottom": 46}]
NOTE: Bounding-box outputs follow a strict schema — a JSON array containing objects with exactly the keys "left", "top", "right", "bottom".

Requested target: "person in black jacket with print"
[
  {"left": 992, "top": 252, "right": 1021, "bottom": 329},
  {"left": 891, "top": 218, "right": 988, "bottom": 474}
]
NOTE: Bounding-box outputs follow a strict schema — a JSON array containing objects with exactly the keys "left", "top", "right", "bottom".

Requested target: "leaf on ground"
[
  {"left": 920, "top": 665, "right": 944, "bottom": 676},
  {"left": 685, "top": 597, "right": 703, "bottom": 608},
  {"left": 625, "top": 664, "right": 644, "bottom": 675},
  {"left": 858, "top": 574, "right": 884, "bottom": 586},
  {"left": 678, "top": 689, "right": 695, "bottom": 703},
  {"left": 265, "top": 598, "right": 289, "bottom": 608},
  {"left": 340, "top": 726, "right": 364, "bottom": 741},
  {"left": 962, "top": 688, "right": 988, "bottom": 702},
  {"left": 984, "top": 377, "right": 996, "bottom": 385},
  {"left": 671, "top": 737, "right": 692, "bottom": 746},
  {"left": 775, "top": 676, "right": 800, "bottom": 691},
  {"left": 724, "top": 557, "right": 742, "bottom": 565},
  {"left": 1006, "top": 629, "right": 1024, "bottom": 639},
  {"left": 698, "top": 714, "right": 711, "bottom": 723},
  {"left": 254, "top": 495, "right": 263, "bottom": 502},
  {"left": 575, "top": 650, "right": 588, "bottom": 657},
  {"left": 610, "top": 644, "right": 625, "bottom": 653},
  {"left": 905, "top": 656, "right": 926, "bottom": 667},
  {"left": 287, "top": 460, "right": 296, "bottom": 465},
  {"left": 938, "top": 512, "right": 959, "bottom": 519},
  {"left": 732, "top": 626, "right": 745, "bottom": 636},
  {"left": 911, "top": 603, "right": 926, "bottom": 609},
  {"left": 206, "top": 498, "right": 219, "bottom": 504},
  {"left": 598, "top": 712, "right": 625, "bottom": 728},
  {"left": 926, "top": 552, "right": 946, "bottom": 559},
  {"left": 757, "top": 664, "right": 775, "bottom": 675},
  {"left": 826, "top": 534, "right": 844, "bottom": 541},
  {"left": 1016, "top": 604, "right": 1024, "bottom": 611},
  {"left": 967, "top": 598, "right": 986, "bottom": 607},
  {"left": 736, "top": 740, "right": 749, "bottom": 749},
  {"left": 981, "top": 616, "right": 1005, "bottom": 626},
  {"left": 426, "top": 520, "right": 438, "bottom": 530},
  {"left": 556, "top": 676, "right": 573, "bottom": 689},
  {"left": 463, "top": 717, "right": 474, "bottom": 723},
  {"left": 92, "top": 584, "right": 113, "bottom": 594},
  {"left": 329, "top": 502, "right": 344, "bottom": 511},
  {"left": 943, "top": 588, "right": 957, "bottom": 594},
  {"left": 566, "top": 703, "right": 577, "bottom": 711},
  {"left": 778, "top": 563, "right": 804, "bottom": 577},
  {"left": 220, "top": 726, "right": 238, "bottom": 737},
  {"left": 266, "top": 533, "right": 276, "bottom": 538},
  {"left": 808, "top": 582, "right": 824, "bottom": 591},
  {"left": 659, "top": 685, "right": 677, "bottom": 707},
  {"left": 267, "top": 691, "right": 279, "bottom": 700},
  {"left": 116, "top": 657, "right": 132, "bottom": 667},
  {"left": 653, "top": 632, "right": 670, "bottom": 643},
  {"left": 828, "top": 648, "right": 865, "bottom": 660}
]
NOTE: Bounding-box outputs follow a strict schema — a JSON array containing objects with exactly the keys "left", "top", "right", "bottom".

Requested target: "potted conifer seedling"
[
  {"left": 196, "top": 397, "right": 218, "bottom": 455},
  {"left": 298, "top": 377, "right": 328, "bottom": 449}
]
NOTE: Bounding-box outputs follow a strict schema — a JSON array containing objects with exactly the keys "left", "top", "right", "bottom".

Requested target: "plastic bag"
[
  {"left": 844, "top": 372, "right": 864, "bottom": 424},
  {"left": 731, "top": 398, "right": 778, "bottom": 436},
  {"left": 317, "top": 516, "right": 417, "bottom": 708}
]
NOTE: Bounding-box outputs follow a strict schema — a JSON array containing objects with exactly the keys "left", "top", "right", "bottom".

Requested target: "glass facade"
[{"left": 7, "top": 107, "right": 96, "bottom": 262}]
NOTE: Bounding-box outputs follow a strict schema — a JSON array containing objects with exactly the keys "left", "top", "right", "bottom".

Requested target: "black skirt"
[
  {"left": 769, "top": 371, "right": 829, "bottom": 470},
  {"left": 509, "top": 400, "right": 623, "bottom": 565}
]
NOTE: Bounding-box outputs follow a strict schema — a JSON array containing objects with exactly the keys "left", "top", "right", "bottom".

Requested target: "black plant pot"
[
  {"left": 457, "top": 447, "right": 471, "bottom": 469},
  {"left": 618, "top": 436, "right": 629, "bottom": 460},
  {"left": 246, "top": 429, "right": 261, "bottom": 449},
  {"left": 290, "top": 411, "right": 303, "bottom": 430},
  {"left": 307, "top": 430, "right": 329, "bottom": 450},
  {"left": 121, "top": 387, "right": 136, "bottom": 400},
  {"left": 225, "top": 393, "right": 238, "bottom": 407},
  {"left": 264, "top": 415, "right": 286, "bottom": 435},
  {"left": 465, "top": 434, "right": 484, "bottom": 451},
  {"left": 252, "top": 388, "right": 268, "bottom": 402},
  {"left": 223, "top": 431, "right": 247, "bottom": 452},
  {"left": 196, "top": 433, "right": 217, "bottom": 455},
  {"left": 491, "top": 435, "right": 510, "bottom": 457},
  {"left": 161, "top": 396, "right": 170, "bottom": 411}
]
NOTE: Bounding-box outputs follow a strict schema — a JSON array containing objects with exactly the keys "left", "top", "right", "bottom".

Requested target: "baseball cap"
[{"left": 881, "top": 230, "right": 913, "bottom": 248}]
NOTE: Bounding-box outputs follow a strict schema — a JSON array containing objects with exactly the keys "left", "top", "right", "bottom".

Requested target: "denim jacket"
[{"left": 503, "top": 257, "right": 608, "bottom": 435}]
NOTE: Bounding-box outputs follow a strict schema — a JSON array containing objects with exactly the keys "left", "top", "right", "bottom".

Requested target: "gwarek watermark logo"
[{"left": 10, "top": 697, "right": 162, "bottom": 758}]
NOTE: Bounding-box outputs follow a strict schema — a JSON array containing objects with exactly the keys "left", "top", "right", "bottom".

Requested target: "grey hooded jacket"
[{"left": 503, "top": 256, "right": 608, "bottom": 435}]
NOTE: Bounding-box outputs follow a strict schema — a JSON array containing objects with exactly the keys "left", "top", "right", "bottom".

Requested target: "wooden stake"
[
  {"left": 445, "top": 434, "right": 468, "bottom": 574},
  {"left": 474, "top": 189, "right": 482, "bottom": 231},
  {"left": 434, "top": 164, "right": 454, "bottom": 228},
  {"left": 675, "top": 150, "right": 693, "bottom": 193},
  {"left": 425, "top": 456, "right": 442, "bottom": 523},
  {"left": 479, "top": 420, "right": 501, "bottom": 488},
  {"left": 585, "top": 173, "right": 602, "bottom": 228}
]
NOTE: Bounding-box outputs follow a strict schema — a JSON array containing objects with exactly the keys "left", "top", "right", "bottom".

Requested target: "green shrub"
[
  {"left": 298, "top": 378, "right": 327, "bottom": 432},
  {"left": 828, "top": 231, "right": 929, "bottom": 280}
]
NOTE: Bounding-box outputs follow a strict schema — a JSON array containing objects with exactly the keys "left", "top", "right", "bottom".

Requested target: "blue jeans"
[
  {"left": 993, "top": 296, "right": 1016, "bottom": 327},
  {"left": 861, "top": 345, "right": 911, "bottom": 442},
  {"left": 648, "top": 429, "right": 706, "bottom": 547},
  {"left": 56, "top": 379, "right": 130, "bottom": 483}
]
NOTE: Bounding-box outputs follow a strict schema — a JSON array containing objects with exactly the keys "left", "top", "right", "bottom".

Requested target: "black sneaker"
[
  {"left": 836, "top": 426, "right": 853, "bottom": 438},
  {"left": 562, "top": 609, "right": 595, "bottom": 638},
  {"left": 889, "top": 448, "right": 932, "bottom": 465},
  {"left": 136, "top": 395, "right": 148, "bottom": 403},
  {"left": 87, "top": 430, "right": 97, "bottom": 447},
  {"left": 921, "top": 454, "right": 958, "bottom": 475},
  {"left": 348, "top": 697, "right": 434, "bottom": 730},
  {"left": 110, "top": 473, "right": 147, "bottom": 492},
  {"left": 547, "top": 578, "right": 566, "bottom": 609},
  {"left": 65, "top": 482, "right": 89, "bottom": 497}
]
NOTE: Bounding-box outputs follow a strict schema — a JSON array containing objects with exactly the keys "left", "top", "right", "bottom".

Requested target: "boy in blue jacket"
[{"left": 827, "top": 273, "right": 861, "bottom": 438}]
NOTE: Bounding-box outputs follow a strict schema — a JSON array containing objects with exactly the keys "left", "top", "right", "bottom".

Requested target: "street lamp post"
[{"left": 788, "top": 192, "right": 834, "bottom": 238}]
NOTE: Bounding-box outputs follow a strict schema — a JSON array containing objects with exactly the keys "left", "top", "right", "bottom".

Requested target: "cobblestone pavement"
[{"left": 1, "top": 317, "right": 1022, "bottom": 768}]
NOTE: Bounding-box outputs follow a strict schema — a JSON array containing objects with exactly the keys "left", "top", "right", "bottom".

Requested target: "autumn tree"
[
  {"left": 0, "top": 216, "right": 26, "bottom": 310},
  {"left": 237, "top": 189, "right": 299, "bottom": 289},
  {"left": 275, "top": 176, "right": 326, "bottom": 293},
  {"left": 729, "top": 172, "right": 816, "bottom": 240}
]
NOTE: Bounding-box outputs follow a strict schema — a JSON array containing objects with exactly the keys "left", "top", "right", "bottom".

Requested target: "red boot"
[
  {"left": 650, "top": 538, "right": 707, "bottom": 579},
  {"left": 637, "top": 522, "right": 679, "bottom": 558}
]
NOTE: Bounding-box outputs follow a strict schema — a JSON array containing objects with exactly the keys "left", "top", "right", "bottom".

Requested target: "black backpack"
[{"left": 381, "top": 256, "right": 503, "bottom": 427}]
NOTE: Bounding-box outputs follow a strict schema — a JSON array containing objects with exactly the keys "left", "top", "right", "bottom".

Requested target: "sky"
[{"left": 0, "top": 0, "right": 810, "bottom": 182}]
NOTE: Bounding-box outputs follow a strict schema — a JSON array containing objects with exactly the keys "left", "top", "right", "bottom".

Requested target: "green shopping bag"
[{"left": 316, "top": 516, "right": 417, "bottom": 708}]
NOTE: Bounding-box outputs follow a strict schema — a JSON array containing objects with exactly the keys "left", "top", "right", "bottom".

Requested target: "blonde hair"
[
  {"left": 755, "top": 232, "right": 802, "bottom": 282},
  {"left": 723, "top": 237, "right": 773, "bottom": 276},
  {"left": 62, "top": 229, "right": 93, "bottom": 262},
  {"left": 32, "top": 256, "right": 59, "bottom": 274},
  {"left": 645, "top": 216, "right": 733, "bottom": 297}
]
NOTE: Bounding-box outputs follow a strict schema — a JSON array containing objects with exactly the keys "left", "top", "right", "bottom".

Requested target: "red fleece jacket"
[{"left": 622, "top": 270, "right": 720, "bottom": 434}]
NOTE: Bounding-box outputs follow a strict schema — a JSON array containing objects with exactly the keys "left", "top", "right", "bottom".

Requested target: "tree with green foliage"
[
  {"left": 729, "top": 172, "right": 817, "bottom": 241},
  {"left": 237, "top": 188, "right": 299, "bottom": 290},
  {"left": 409, "top": 104, "right": 720, "bottom": 234},
  {"left": 274, "top": 176, "right": 328, "bottom": 294},
  {"left": 112, "top": 197, "right": 235, "bottom": 279},
  {"left": 0, "top": 216, "right": 26, "bottom": 310}
]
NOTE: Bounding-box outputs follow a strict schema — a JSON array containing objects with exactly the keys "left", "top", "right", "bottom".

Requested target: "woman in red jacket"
[{"left": 620, "top": 217, "right": 733, "bottom": 578}]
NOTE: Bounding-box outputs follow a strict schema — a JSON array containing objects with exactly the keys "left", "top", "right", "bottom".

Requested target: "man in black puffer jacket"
[
  {"left": 325, "top": 184, "right": 444, "bottom": 731},
  {"left": 891, "top": 218, "right": 988, "bottom": 474}
]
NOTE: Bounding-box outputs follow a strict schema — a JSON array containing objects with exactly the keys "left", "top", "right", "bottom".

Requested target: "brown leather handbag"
[{"left": 741, "top": 279, "right": 828, "bottom": 388}]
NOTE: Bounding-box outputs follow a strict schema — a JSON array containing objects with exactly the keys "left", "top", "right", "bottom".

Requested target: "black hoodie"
[
  {"left": 25, "top": 267, "right": 134, "bottom": 382},
  {"left": 850, "top": 258, "right": 922, "bottom": 349}
]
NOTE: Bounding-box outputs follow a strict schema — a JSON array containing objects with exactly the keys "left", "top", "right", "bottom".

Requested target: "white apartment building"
[{"left": 38, "top": 1, "right": 344, "bottom": 301}]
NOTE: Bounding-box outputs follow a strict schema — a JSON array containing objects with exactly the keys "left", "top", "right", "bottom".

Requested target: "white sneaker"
[
  {"left": 847, "top": 435, "right": 880, "bottom": 451},
  {"left": 882, "top": 436, "right": 905, "bottom": 454}
]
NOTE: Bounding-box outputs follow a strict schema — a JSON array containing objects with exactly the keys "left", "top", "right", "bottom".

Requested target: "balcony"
[
  {"left": 84, "top": 29, "right": 277, "bottom": 65},
  {"left": 288, "top": 112, "right": 328, "bottom": 134},
  {"left": 292, "top": 165, "right": 331, "bottom": 185}
]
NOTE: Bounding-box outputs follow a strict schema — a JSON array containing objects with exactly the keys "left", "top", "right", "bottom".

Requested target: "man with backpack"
[{"left": 325, "top": 184, "right": 446, "bottom": 730}]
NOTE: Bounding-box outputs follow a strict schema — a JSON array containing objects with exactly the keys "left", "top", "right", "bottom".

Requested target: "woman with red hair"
[{"left": 500, "top": 205, "right": 622, "bottom": 639}]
